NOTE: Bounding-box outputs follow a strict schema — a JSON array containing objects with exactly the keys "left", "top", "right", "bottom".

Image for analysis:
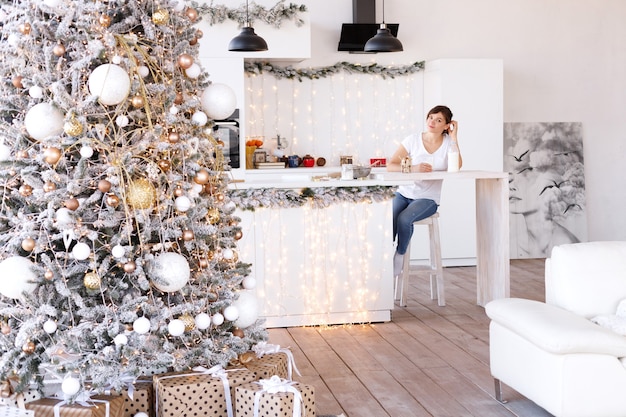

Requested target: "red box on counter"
[{"left": 370, "top": 158, "right": 386, "bottom": 167}]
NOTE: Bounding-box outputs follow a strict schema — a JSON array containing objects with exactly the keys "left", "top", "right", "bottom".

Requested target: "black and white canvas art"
[{"left": 504, "top": 122, "right": 587, "bottom": 259}]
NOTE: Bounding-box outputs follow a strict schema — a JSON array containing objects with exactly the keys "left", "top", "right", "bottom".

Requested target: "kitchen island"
[{"left": 228, "top": 168, "right": 509, "bottom": 327}]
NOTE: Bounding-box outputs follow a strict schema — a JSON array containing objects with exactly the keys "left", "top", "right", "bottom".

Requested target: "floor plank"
[{"left": 268, "top": 259, "right": 553, "bottom": 417}]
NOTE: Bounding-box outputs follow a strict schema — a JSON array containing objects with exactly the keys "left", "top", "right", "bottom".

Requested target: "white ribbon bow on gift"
[
  {"left": 252, "top": 342, "right": 302, "bottom": 379},
  {"left": 52, "top": 389, "right": 110, "bottom": 417},
  {"left": 253, "top": 376, "right": 304, "bottom": 417}
]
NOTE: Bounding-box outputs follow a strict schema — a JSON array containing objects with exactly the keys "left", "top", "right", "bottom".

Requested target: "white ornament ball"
[
  {"left": 61, "top": 376, "right": 80, "bottom": 396},
  {"left": 222, "top": 248, "right": 234, "bottom": 260},
  {"left": 43, "top": 0, "right": 62, "bottom": 7},
  {"left": 184, "top": 63, "right": 201, "bottom": 79},
  {"left": 111, "top": 245, "right": 125, "bottom": 259},
  {"left": 134, "top": 413, "right": 149, "bottom": 417},
  {"left": 7, "top": 34, "right": 19, "bottom": 48},
  {"left": 79, "top": 146, "right": 94, "bottom": 158},
  {"left": 112, "top": 55, "right": 122, "bottom": 65},
  {"left": 168, "top": 319, "right": 185, "bottom": 336},
  {"left": 72, "top": 242, "right": 91, "bottom": 260},
  {"left": 133, "top": 317, "right": 151, "bottom": 334},
  {"left": 233, "top": 291, "right": 259, "bottom": 328},
  {"left": 148, "top": 252, "right": 190, "bottom": 292},
  {"left": 169, "top": 106, "right": 179, "bottom": 115},
  {"left": 0, "top": 144, "right": 11, "bottom": 161},
  {"left": 174, "top": 196, "right": 191, "bottom": 212},
  {"left": 242, "top": 276, "right": 257, "bottom": 290},
  {"left": 137, "top": 65, "right": 150, "bottom": 78},
  {"left": 88, "top": 64, "right": 131, "bottom": 106},
  {"left": 116, "top": 115, "right": 129, "bottom": 127},
  {"left": 24, "top": 103, "right": 65, "bottom": 140},
  {"left": 28, "top": 85, "right": 44, "bottom": 99},
  {"left": 223, "top": 305, "right": 239, "bottom": 322},
  {"left": 113, "top": 334, "right": 128, "bottom": 346},
  {"left": 55, "top": 207, "right": 73, "bottom": 228},
  {"left": 191, "top": 111, "right": 208, "bottom": 126},
  {"left": 201, "top": 83, "right": 237, "bottom": 120},
  {"left": 0, "top": 257, "right": 38, "bottom": 299},
  {"left": 211, "top": 313, "right": 224, "bottom": 326},
  {"left": 172, "top": 0, "right": 186, "bottom": 12},
  {"left": 194, "top": 313, "right": 211, "bottom": 330},
  {"left": 43, "top": 319, "right": 57, "bottom": 334}
]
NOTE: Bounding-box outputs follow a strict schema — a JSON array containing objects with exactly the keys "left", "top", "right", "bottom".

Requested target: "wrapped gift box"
[
  {"left": 228, "top": 351, "right": 290, "bottom": 380},
  {"left": 153, "top": 366, "right": 255, "bottom": 417},
  {"left": 24, "top": 394, "right": 124, "bottom": 417},
  {"left": 251, "top": 343, "right": 302, "bottom": 380},
  {"left": 120, "top": 381, "right": 153, "bottom": 417},
  {"left": 0, "top": 407, "right": 35, "bottom": 417},
  {"left": 235, "top": 376, "right": 315, "bottom": 417},
  {"left": 0, "top": 389, "right": 40, "bottom": 408}
]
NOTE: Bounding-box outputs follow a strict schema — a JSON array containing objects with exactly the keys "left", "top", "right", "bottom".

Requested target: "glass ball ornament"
[
  {"left": 19, "top": 22, "right": 31, "bottom": 35},
  {"left": 72, "top": 242, "right": 91, "bottom": 260},
  {"left": 99, "top": 14, "right": 112, "bottom": 27},
  {"left": 19, "top": 184, "right": 33, "bottom": 197},
  {"left": 52, "top": 42, "right": 66, "bottom": 57},
  {"left": 174, "top": 195, "right": 191, "bottom": 212},
  {"left": 113, "top": 334, "right": 128, "bottom": 346},
  {"left": 137, "top": 65, "right": 150, "bottom": 78},
  {"left": 21, "top": 237, "right": 36, "bottom": 252},
  {"left": 182, "top": 230, "right": 194, "bottom": 241},
  {"left": 1, "top": 323, "right": 11, "bottom": 335},
  {"left": 147, "top": 252, "right": 190, "bottom": 292},
  {"left": 179, "top": 314, "right": 195, "bottom": 331},
  {"left": 194, "top": 169, "right": 210, "bottom": 185},
  {"left": 98, "top": 179, "right": 112, "bottom": 193},
  {"left": 0, "top": 143, "right": 11, "bottom": 161},
  {"left": 22, "top": 341, "right": 36, "bottom": 354},
  {"left": 206, "top": 207, "right": 220, "bottom": 224},
  {"left": 28, "top": 85, "right": 44, "bottom": 98},
  {"left": 233, "top": 290, "right": 259, "bottom": 328},
  {"left": 152, "top": 8, "right": 169, "bottom": 24},
  {"left": 201, "top": 83, "right": 237, "bottom": 120},
  {"left": 234, "top": 230, "right": 243, "bottom": 240},
  {"left": 167, "top": 131, "right": 180, "bottom": 143},
  {"left": 116, "top": 115, "right": 129, "bottom": 127},
  {"left": 55, "top": 207, "right": 73, "bottom": 228},
  {"left": 195, "top": 313, "right": 211, "bottom": 330},
  {"left": 134, "top": 413, "right": 149, "bottom": 417},
  {"left": 211, "top": 312, "right": 224, "bottom": 326},
  {"left": 64, "top": 119, "right": 84, "bottom": 137},
  {"left": 0, "top": 256, "right": 38, "bottom": 299},
  {"left": 64, "top": 197, "right": 79, "bottom": 211},
  {"left": 123, "top": 261, "right": 136, "bottom": 273},
  {"left": 43, "top": 147, "right": 62, "bottom": 164},
  {"left": 83, "top": 272, "right": 100, "bottom": 290},
  {"left": 168, "top": 319, "right": 185, "bottom": 336},
  {"left": 44, "top": 270, "right": 54, "bottom": 280},
  {"left": 111, "top": 244, "right": 125, "bottom": 259},
  {"left": 24, "top": 102, "right": 65, "bottom": 140},
  {"left": 242, "top": 276, "right": 256, "bottom": 290},
  {"left": 222, "top": 248, "right": 234, "bottom": 260},
  {"left": 191, "top": 111, "right": 208, "bottom": 126},
  {"left": 88, "top": 64, "right": 131, "bottom": 106},
  {"left": 106, "top": 194, "right": 120, "bottom": 208},
  {"left": 184, "top": 63, "right": 201, "bottom": 79},
  {"left": 185, "top": 7, "right": 198, "bottom": 22},
  {"left": 131, "top": 95, "right": 145, "bottom": 108},
  {"left": 177, "top": 54, "right": 193, "bottom": 70},
  {"left": 12, "top": 75, "right": 23, "bottom": 89},
  {"left": 223, "top": 305, "right": 239, "bottom": 322},
  {"left": 133, "top": 317, "right": 151, "bottom": 334},
  {"left": 61, "top": 376, "right": 80, "bottom": 396},
  {"left": 157, "top": 159, "right": 171, "bottom": 172},
  {"left": 174, "top": 93, "right": 184, "bottom": 105},
  {"left": 79, "top": 145, "right": 94, "bottom": 158},
  {"left": 43, "top": 319, "right": 57, "bottom": 334},
  {"left": 127, "top": 178, "right": 157, "bottom": 210},
  {"left": 232, "top": 327, "right": 245, "bottom": 338}
]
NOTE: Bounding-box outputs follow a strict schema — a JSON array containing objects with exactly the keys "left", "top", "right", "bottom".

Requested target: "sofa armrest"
[{"left": 486, "top": 298, "right": 626, "bottom": 356}]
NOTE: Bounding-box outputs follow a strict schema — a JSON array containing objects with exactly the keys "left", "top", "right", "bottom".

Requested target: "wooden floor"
[{"left": 268, "top": 259, "right": 553, "bottom": 417}]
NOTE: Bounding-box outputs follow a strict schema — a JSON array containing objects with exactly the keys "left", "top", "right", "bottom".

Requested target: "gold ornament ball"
[
  {"left": 180, "top": 314, "right": 196, "bottom": 331},
  {"left": 65, "top": 197, "right": 79, "bottom": 211},
  {"left": 177, "top": 53, "right": 193, "bottom": 70},
  {"left": 189, "top": 37, "right": 198, "bottom": 46},
  {"left": 152, "top": 8, "right": 170, "bottom": 25},
  {"left": 216, "top": 193, "right": 225, "bottom": 202},
  {"left": 206, "top": 207, "right": 220, "bottom": 224},
  {"left": 106, "top": 193, "right": 120, "bottom": 208},
  {"left": 19, "top": 22, "right": 31, "bottom": 35},
  {"left": 1, "top": 324, "right": 10, "bottom": 335},
  {"left": 43, "top": 147, "right": 62, "bottom": 164},
  {"left": 21, "top": 237, "right": 36, "bottom": 252},
  {"left": 64, "top": 118, "right": 83, "bottom": 136},
  {"left": 12, "top": 75, "right": 24, "bottom": 89},
  {"left": 198, "top": 257, "right": 209, "bottom": 268},
  {"left": 234, "top": 230, "right": 243, "bottom": 240},
  {"left": 84, "top": 272, "right": 101, "bottom": 290},
  {"left": 232, "top": 327, "right": 245, "bottom": 338},
  {"left": 182, "top": 229, "right": 195, "bottom": 241},
  {"left": 44, "top": 270, "right": 54, "bottom": 280},
  {"left": 185, "top": 7, "right": 198, "bottom": 22},
  {"left": 123, "top": 261, "right": 136, "bottom": 273},
  {"left": 99, "top": 14, "right": 112, "bottom": 27},
  {"left": 22, "top": 341, "right": 36, "bottom": 354},
  {"left": 43, "top": 181, "right": 57, "bottom": 193},
  {"left": 174, "top": 93, "right": 184, "bottom": 105},
  {"left": 157, "top": 159, "right": 171, "bottom": 172},
  {"left": 194, "top": 169, "right": 210, "bottom": 185},
  {"left": 98, "top": 179, "right": 112, "bottom": 193},
  {"left": 52, "top": 43, "right": 66, "bottom": 57},
  {"left": 196, "top": 29, "right": 204, "bottom": 39},
  {"left": 19, "top": 184, "right": 33, "bottom": 197},
  {"left": 204, "top": 182, "right": 216, "bottom": 195},
  {"left": 167, "top": 131, "right": 180, "bottom": 143},
  {"left": 173, "top": 186, "right": 184, "bottom": 197},
  {"left": 17, "top": 150, "right": 28, "bottom": 159},
  {"left": 127, "top": 178, "right": 157, "bottom": 210},
  {"left": 131, "top": 95, "right": 145, "bottom": 108}
]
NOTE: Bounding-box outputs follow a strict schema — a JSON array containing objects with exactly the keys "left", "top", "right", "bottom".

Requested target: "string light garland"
[
  {"left": 244, "top": 61, "right": 425, "bottom": 81},
  {"left": 195, "top": 0, "right": 307, "bottom": 28},
  {"left": 227, "top": 185, "right": 396, "bottom": 211}
]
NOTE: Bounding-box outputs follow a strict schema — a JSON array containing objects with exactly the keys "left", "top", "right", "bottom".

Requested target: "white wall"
[{"left": 203, "top": 0, "right": 626, "bottom": 242}]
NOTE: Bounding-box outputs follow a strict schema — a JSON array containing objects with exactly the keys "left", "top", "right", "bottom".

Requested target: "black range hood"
[{"left": 338, "top": 0, "right": 399, "bottom": 53}]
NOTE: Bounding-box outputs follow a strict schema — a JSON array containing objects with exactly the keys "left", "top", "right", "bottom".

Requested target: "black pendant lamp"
[
  {"left": 364, "top": 0, "right": 403, "bottom": 53},
  {"left": 228, "top": 0, "right": 268, "bottom": 52}
]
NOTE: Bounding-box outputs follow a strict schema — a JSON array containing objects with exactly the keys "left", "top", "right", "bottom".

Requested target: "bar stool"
[{"left": 394, "top": 212, "right": 445, "bottom": 307}]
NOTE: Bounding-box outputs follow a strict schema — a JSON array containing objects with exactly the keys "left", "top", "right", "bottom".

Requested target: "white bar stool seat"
[{"left": 394, "top": 212, "right": 445, "bottom": 307}]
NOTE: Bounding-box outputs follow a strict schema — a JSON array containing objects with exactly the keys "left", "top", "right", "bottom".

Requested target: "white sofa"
[{"left": 486, "top": 241, "right": 626, "bottom": 417}]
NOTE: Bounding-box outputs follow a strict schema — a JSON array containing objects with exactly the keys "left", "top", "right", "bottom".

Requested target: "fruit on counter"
[{"left": 245, "top": 139, "right": 264, "bottom": 147}]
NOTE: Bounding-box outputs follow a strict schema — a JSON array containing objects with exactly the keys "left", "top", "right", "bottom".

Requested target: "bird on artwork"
[
  {"left": 509, "top": 150, "right": 529, "bottom": 162},
  {"left": 564, "top": 203, "right": 582, "bottom": 214},
  {"left": 517, "top": 166, "right": 533, "bottom": 174},
  {"left": 539, "top": 180, "right": 567, "bottom": 195}
]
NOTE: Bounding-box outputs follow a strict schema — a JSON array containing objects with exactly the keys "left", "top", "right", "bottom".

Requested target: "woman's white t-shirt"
[{"left": 396, "top": 132, "right": 453, "bottom": 204}]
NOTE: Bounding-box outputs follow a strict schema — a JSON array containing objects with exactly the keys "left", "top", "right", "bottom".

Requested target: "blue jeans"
[{"left": 392, "top": 192, "right": 438, "bottom": 255}]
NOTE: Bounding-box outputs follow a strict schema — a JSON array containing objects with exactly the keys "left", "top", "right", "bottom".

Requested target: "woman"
[{"left": 387, "top": 105, "right": 461, "bottom": 277}]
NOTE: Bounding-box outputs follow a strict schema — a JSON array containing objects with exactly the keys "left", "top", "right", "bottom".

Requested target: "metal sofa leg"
[{"left": 494, "top": 378, "right": 507, "bottom": 403}]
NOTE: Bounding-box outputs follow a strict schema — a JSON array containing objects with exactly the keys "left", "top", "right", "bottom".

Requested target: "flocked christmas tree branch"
[
  {"left": 244, "top": 61, "right": 426, "bottom": 81},
  {"left": 194, "top": 0, "right": 308, "bottom": 27}
]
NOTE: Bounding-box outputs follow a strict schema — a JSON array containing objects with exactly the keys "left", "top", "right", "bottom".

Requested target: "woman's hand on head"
[{"left": 449, "top": 120, "right": 458, "bottom": 139}]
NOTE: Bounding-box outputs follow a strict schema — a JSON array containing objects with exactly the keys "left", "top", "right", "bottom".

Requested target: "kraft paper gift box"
[
  {"left": 228, "top": 351, "right": 290, "bottom": 381},
  {"left": 0, "top": 390, "right": 40, "bottom": 409},
  {"left": 119, "top": 381, "right": 153, "bottom": 417},
  {"left": 235, "top": 376, "right": 315, "bottom": 417},
  {"left": 24, "top": 394, "right": 124, "bottom": 417},
  {"left": 153, "top": 365, "right": 255, "bottom": 417},
  {"left": 0, "top": 406, "right": 35, "bottom": 417},
  {"left": 250, "top": 342, "right": 302, "bottom": 380}
]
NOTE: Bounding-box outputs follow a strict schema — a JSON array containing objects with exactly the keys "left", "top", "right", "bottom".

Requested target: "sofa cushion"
[
  {"left": 486, "top": 298, "right": 626, "bottom": 356},
  {"left": 546, "top": 241, "right": 626, "bottom": 318}
]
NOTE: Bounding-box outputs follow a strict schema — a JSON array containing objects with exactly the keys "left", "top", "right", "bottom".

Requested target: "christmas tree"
[{"left": 0, "top": 0, "right": 266, "bottom": 398}]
